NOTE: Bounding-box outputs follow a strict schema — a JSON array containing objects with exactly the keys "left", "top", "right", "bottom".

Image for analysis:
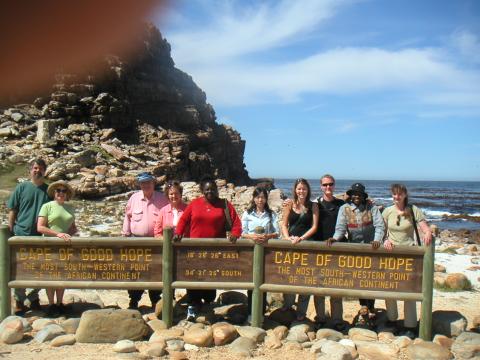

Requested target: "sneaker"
[
  {"left": 14, "top": 300, "right": 27, "bottom": 316},
  {"left": 29, "top": 299, "right": 42, "bottom": 311},
  {"left": 186, "top": 305, "right": 197, "bottom": 322}
]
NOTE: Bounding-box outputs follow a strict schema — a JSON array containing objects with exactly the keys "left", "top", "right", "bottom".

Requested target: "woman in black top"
[{"left": 280, "top": 178, "right": 319, "bottom": 320}]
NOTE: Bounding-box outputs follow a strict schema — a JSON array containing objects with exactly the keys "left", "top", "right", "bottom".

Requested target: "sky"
[{"left": 155, "top": 0, "right": 480, "bottom": 181}]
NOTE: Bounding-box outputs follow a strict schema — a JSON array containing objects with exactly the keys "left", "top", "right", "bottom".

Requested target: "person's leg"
[
  {"left": 128, "top": 290, "right": 143, "bottom": 308},
  {"left": 13, "top": 288, "right": 27, "bottom": 314},
  {"left": 403, "top": 300, "right": 418, "bottom": 329},
  {"left": 385, "top": 299, "right": 398, "bottom": 322},
  {"left": 27, "top": 289, "right": 41, "bottom": 310},
  {"left": 55, "top": 289, "right": 65, "bottom": 304},
  {"left": 148, "top": 290, "right": 162, "bottom": 307},
  {"left": 247, "top": 290, "right": 253, "bottom": 313},
  {"left": 330, "top": 297, "right": 344, "bottom": 324},
  {"left": 46, "top": 289, "right": 55, "bottom": 305},
  {"left": 296, "top": 295, "right": 309, "bottom": 319},
  {"left": 313, "top": 295, "right": 326, "bottom": 323},
  {"left": 202, "top": 290, "right": 216, "bottom": 304},
  {"left": 282, "top": 293, "right": 295, "bottom": 310},
  {"left": 14, "top": 288, "right": 27, "bottom": 303}
]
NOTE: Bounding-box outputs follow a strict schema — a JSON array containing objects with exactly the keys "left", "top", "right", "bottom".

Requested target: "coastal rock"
[
  {"left": 237, "top": 326, "right": 266, "bottom": 343},
  {"left": 451, "top": 331, "right": 480, "bottom": 359},
  {"left": 34, "top": 324, "right": 65, "bottom": 343},
  {"left": 432, "top": 310, "right": 468, "bottom": 337},
  {"left": 434, "top": 264, "right": 447, "bottom": 272},
  {"left": 445, "top": 273, "right": 472, "bottom": 290},
  {"left": 113, "top": 339, "right": 137, "bottom": 353},
  {"left": 166, "top": 339, "right": 185, "bottom": 352},
  {"left": 316, "top": 340, "right": 353, "bottom": 360},
  {"left": 0, "top": 316, "right": 30, "bottom": 333},
  {"left": 212, "top": 322, "right": 238, "bottom": 346},
  {"left": 59, "top": 318, "right": 80, "bottom": 334},
  {"left": 316, "top": 328, "right": 344, "bottom": 341},
  {"left": 183, "top": 327, "right": 213, "bottom": 347},
  {"left": 32, "top": 318, "right": 56, "bottom": 331},
  {"left": 355, "top": 340, "right": 399, "bottom": 359},
  {"left": 394, "top": 335, "right": 413, "bottom": 349},
  {"left": 272, "top": 325, "right": 289, "bottom": 340},
  {"left": 147, "top": 319, "right": 168, "bottom": 332},
  {"left": 348, "top": 327, "right": 378, "bottom": 341},
  {"left": 75, "top": 309, "right": 149, "bottom": 343},
  {"left": 0, "top": 318, "right": 24, "bottom": 344},
  {"left": 406, "top": 342, "right": 453, "bottom": 360},
  {"left": 229, "top": 337, "right": 257, "bottom": 356},
  {"left": 50, "top": 334, "right": 76, "bottom": 347},
  {"left": 286, "top": 323, "right": 310, "bottom": 343},
  {"left": 142, "top": 342, "right": 167, "bottom": 357},
  {"left": 149, "top": 328, "right": 184, "bottom": 342},
  {"left": 284, "top": 341, "right": 303, "bottom": 351},
  {"left": 433, "top": 334, "right": 454, "bottom": 349},
  {"left": 264, "top": 333, "right": 283, "bottom": 349}
]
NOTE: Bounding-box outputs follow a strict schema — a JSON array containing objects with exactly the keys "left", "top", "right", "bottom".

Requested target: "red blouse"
[{"left": 175, "top": 197, "right": 242, "bottom": 238}]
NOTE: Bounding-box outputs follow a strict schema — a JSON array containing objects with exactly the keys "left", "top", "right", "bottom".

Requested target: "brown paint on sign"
[
  {"left": 10, "top": 245, "right": 162, "bottom": 282},
  {"left": 264, "top": 248, "right": 423, "bottom": 293},
  {"left": 174, "top": 247, "right": 253, "bottom": 282}
]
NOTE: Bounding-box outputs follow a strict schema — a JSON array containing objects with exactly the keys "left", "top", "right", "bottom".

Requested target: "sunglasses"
[
  {"left": 55, "top": 188, "right": 68, "bottom": 193},
  {"left": 396, "top": 215, "right": 401, "bottom": 226},
  {"left": 321, "top": 183, "right": 335, "bottom": 187}
]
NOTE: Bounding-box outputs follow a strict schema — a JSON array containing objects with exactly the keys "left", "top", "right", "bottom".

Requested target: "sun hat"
[
  {"left": 47, "top": 180, "right": 74, "bottom": 200},
  {"left": 346, "top": 182, "right": 368, "bottom": 198},
  {"left": 136, "top": 172, "right": 155, "bottom": 183}
]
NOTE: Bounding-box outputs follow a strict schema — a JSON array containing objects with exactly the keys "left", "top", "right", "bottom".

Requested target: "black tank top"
[{"left": 288, "top": 209, "right": 313, "bottom": 237}]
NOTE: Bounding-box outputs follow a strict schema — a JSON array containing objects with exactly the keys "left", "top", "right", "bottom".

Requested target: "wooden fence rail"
[{"left": 0, "top": 225, "right": 434, "bottom": 340}]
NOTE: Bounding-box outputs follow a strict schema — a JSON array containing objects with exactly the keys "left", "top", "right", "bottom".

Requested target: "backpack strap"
[
  {"left": 223, "top": 199, "right": 232, "bottom": 232},
  {"left": 410, "top": 205, "right": 422, "bottom": 246}
]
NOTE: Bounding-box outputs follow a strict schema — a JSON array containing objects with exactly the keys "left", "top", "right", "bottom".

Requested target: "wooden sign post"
[{"left": 1, "top": 228, "right": 434, "bottom": 340}]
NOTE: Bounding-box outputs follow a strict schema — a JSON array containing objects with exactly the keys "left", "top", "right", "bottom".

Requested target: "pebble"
[
  {"left": 113, "top": 339, "right": 137, "bottom": 353},
  {"left": 229, "top": 337, "right": 256, "bottom": 356},
  {"left": 50, "top": 334, "right": 76, "bottom": 347},
  {"left": 34, "top": 324, "right": 66, "bottom": 343},
  {"left": 237, "top": 326, "right": 266, "bottom": 343}
]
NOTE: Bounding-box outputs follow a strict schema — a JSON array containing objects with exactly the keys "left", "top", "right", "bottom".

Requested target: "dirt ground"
[{"left": 1, "top": 288, "right": 479, "bottom": 359}]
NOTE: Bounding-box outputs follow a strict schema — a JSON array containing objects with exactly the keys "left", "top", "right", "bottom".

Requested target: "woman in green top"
[
  {"left": 37, "top": 180, "right": 77, "bottom": 316},
  {"left": 383, "top": 183, "right": 432, "bottom": 339}
]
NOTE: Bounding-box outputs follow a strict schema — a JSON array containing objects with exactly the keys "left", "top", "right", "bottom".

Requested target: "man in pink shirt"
[{"left": 122, "top": 172, "right": 168, "bottom": 309}]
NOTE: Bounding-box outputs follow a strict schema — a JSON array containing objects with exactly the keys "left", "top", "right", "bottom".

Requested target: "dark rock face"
[{"left": 0, "top": 23, "right": 250, "bottom": 197}]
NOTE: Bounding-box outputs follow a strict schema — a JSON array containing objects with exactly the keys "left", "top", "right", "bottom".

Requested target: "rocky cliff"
[{"left": 0, "top": 23, "right": 250, "bottom": 198}]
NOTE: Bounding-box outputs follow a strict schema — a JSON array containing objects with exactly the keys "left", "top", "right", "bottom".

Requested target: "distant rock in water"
[{"left": 0, "top": 23, "right": 251, "bottom": 198}]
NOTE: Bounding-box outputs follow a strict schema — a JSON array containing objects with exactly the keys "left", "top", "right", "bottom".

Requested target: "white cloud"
[
  {"left": 335, "top": 121, "right": 359, "bottom": 133},
  {"left": 451, "top": 30, "right": 480, "bottom": 64},
  {"left": 163, "top": 0, "right": 480, "bottom": 109}
]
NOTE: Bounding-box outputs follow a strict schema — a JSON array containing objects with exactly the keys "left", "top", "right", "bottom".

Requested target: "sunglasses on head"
[
  {"left": 55, "top": 188, "right": 67, "bottom": 193},
  {"left": 321, "top": 183, "right": 334, "bottom": 187}
]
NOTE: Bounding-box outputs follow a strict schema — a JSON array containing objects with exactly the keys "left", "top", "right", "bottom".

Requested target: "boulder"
[
  {"left": 166, "top": 339, "right": 185, "bottom": 352},
  {"left": 59, "top": 318, "right": 81, "bottom": 334},
  {"left": 149, "top": 328, "right": 184, "bottom": 342},
  {"left": 212, "top": 322, "right": 238, "bottom": 346},
  {"left": 0, "top": 318, "right": 24, "bottom": 344},
  {"left": 32, "top": 318, "right": 56, "bottom": 331},
  {"left": 142, "top": 342, "right": 167, "bottom": 357},
  {"left": 394, "top": 335, "right": 413, "bottom": 349},
  {"left": 451, "top": 331, "right": 480, "bottom": 359},
  {"left": 434, "top": 264, "right": 447, "bottom": 272},
  {"left": 316, "top": 340, "right": 353, "bottom": 360},
  {"left": 230, "top": 337, "right": 257, "bottom": 357},
  {"left": 316, "top": 328, "right": 344, "bottom": 341},
  {"left": 407, "top": 342, "right": 453, "bottom": 360},
  {"left": 75, "top": 309, "right": 149, "bottom": 343},
  {"left": 237, "top": 326, "right": 267, "bottom": 343},
  {"left": 433, "top": 334, "right": 454, "bottom": 350},
  {"left": 50, "top": 334, "right": 76, "bottom": 347},
  {"left": 432, "top": 310, "right": 468, "bottom": 337},
  {"left": 34, "top": 324, "right": 65, "bottom": 343},
  {"left": 348, "top": 327, "right": 378, "bottom": 341},
  {"left": 183, "top": 327, "right": 213, "bottom": 347},
  {"left": 445, "top": 273, "right": 472, "bottom": 290},
  {"left": 113, "top": 339, "right": 137, "bottom": 353},
  {"left": 147, "top": 319, "right": 168, "bottom": 332},
  {"left": 272, "top": 325, "right": 289, "bottom": 340},
  {"left": 264, "top": 334, "right": 282, "bottom": 349},
  {"left": 355, "top": 340, "right": 399, "bottom": 360}
]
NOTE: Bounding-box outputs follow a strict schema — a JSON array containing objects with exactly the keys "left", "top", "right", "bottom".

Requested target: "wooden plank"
[
  {"left": 8, "top": 280, "right": 162, "bottom": 290},
  {"left": 173, "top": 246, "right": 253, "bottom": 283},
  {"left": 251, "top": 243, "right": 264, "bottom": 327},
  {"left": 264, "top": 246, "right": 423, "bottom": 294},
  {"left": 8, "top": 236, "right": 162, "bottom": 246},
  {"left": 172, "top": 281, "right": 254, "bottom": 290},
  {"left": 162, "top": 228, "right": 173, "bottom": 327},
  {"left": 10, "top": 243, "right": 162, "bottom": 283},
  {"left": 260, "top": 284, "right": 423, "bottom": 301}
]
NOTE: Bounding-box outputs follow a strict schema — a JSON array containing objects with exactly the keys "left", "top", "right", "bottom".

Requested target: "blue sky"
[{"left": 156, "top": 0, "right": 480, "bottom": 181}]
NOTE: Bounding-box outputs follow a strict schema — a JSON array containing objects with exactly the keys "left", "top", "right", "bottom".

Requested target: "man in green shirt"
[{"left": 7, "top": 158, "right": 50, "bottom": 315}]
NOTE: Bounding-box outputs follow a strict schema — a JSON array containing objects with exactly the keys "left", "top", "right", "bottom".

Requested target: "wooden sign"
[
  {"left": 10, "top": 244, "right": 162, "bottom": 282},
  {"left": 174, "top": 246, "right": 253, "bottom": 282},
  {"left": 264, "top": 247, "right": 423, "bottom": 293}
]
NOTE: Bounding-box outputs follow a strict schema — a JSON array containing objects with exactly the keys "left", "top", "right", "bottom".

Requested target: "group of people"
[{"left": 7, "top": 159, "right": 433, "bottom": 338}]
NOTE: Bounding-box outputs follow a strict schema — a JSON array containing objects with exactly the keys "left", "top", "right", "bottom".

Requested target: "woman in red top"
[{"left": 174, "top": 176, "right": 242, "bottom": 321}]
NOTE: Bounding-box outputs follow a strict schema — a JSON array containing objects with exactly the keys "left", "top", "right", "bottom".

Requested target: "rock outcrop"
[{"left": 0, "top": 23, "right": 250, "bottom": 198}]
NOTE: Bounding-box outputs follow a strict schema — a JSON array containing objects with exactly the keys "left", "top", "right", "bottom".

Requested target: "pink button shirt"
[
  {"left": 122, "top": 191, "right": 168, "bottom": 237},
  {"left": 153, "top": 202, "right": 188, "bottom": 237}
]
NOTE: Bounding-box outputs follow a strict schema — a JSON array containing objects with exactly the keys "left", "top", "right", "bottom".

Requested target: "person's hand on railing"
[
  {"left": 57, "top": 232, "right": 71, "bottom": 243},
  {"left": 371, "top": 241, "right": 381, "bottom": 250},
  {"left": 325, "top": 237, "right": 336, "bottom": 247},
  {"left": 227, "top": 232, "right": 237, "bottom": 243},
  {"left": 384, "top": 239, "right": 394, "bottom": 251},
  {"left": 172, "top": 234, "right": 183, "bottom": 242},
  {"left": 290, "top": 235, "right": 302, "bottom": 244}
]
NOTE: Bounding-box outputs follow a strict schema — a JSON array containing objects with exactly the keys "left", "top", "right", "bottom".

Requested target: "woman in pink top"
[{"left": 154, "top": 180, "right": 188, "bottom": 238}]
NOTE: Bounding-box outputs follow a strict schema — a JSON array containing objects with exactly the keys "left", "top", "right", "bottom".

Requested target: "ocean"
[{"left": 274, "top": 179, "right": 480, "bottom": 231}]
